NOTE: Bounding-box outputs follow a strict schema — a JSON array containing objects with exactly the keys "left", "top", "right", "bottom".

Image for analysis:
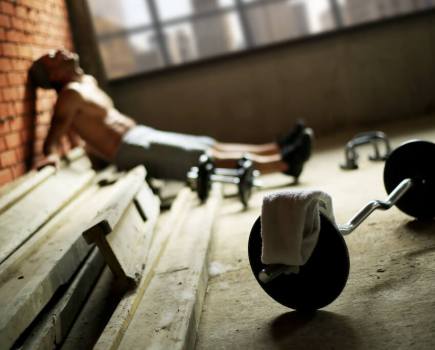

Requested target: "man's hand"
[{"left": 35, "top": 153, "right": 60, "bottom": 171}]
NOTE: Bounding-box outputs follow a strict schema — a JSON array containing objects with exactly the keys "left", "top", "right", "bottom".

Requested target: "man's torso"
[{"left": 59, "top": 75, "right": 136, "bottom": 160}]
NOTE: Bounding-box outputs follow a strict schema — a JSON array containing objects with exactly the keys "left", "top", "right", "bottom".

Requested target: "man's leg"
[
  {"left": 209, "top": 128, "right": 312, "bottom": 177},
  {"left": 211, "top": 142, "right": 279, "bottom": 156},
  {"left": 209, "top": 149, "right": 288, "bottom": 174},
  {"left": 211, "top": 120, "right": 308, "bottom": 156}
]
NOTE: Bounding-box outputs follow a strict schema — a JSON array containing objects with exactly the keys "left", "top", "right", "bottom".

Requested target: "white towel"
[{"left": 261, "top": 190, "right": 335, "bottom": 267}]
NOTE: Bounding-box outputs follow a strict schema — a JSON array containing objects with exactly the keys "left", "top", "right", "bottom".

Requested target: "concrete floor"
[{"left": 196, "top": 115, "right": 435, "bottom": 350}]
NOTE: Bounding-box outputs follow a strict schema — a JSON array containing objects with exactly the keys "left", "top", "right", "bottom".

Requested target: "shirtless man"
[{"left": 30, "top": 49, "right": 312, "bottom": 181}]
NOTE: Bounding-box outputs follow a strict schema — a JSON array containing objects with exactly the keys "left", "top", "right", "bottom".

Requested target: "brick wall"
[{"left": 0, "top": 0, "right": 73, "bottom": 187}]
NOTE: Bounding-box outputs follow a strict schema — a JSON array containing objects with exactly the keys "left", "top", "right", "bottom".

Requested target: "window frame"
[{"left": 88, "top": 0, "right": 434, "bottom": 80}]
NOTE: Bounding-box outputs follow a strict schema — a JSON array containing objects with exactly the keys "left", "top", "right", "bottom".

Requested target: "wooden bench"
[
  {"left": 0, "top": 150, "right": 160, "bottom": 349},
  {"left": 0, "top": 148, "right": 223, "bottom": 350}
]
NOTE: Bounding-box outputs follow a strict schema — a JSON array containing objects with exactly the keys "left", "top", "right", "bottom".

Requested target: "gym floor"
[{"left": 195, "top": 114, "right": 435, "bottom": 350}]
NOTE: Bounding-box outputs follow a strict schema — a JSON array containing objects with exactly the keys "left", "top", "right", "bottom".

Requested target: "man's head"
[{"left": 29, "top": 49, "right": 83, "bottom": 90}]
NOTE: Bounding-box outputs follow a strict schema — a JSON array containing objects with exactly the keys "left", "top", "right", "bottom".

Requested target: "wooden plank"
[
  {"left": 94, "top": 188, "right": 195, "bottom": 350},
  {"left": 0, "top": 186, "right": 97, "bottom": 350},
  {"left": 116, "top": 185, "right": 222, "bottom": 350},
  {"left": 134, "top": 184, "right": 160, "bottom": 223},
  {"left": 0, "top": 167, "right": 55, "bottom": 215},
  {"left": 0, "top": 147, "right": 87, "bottom": 215},
  {"left": 60, "top": 267, "right": 121, "bottom": 350},
  {"left": 83, "top": 166, "right": 146, "bottom": 239},
  {"left": 17, "top": 248, "right": 105, "bottom": 350},
  {"left": 0, "top": 160, "right": 95, "bottom": 264},
  {"left": 0, "top": 167, "right": 115, "bottom": 279},
  {"left": 83, "top": 201, "right": 155, "bottom": 290},
  {"left": 0, "top": 166, "right": 147, "bottom": 349},
  {"left": 61, "top": 186, "right": 160, "bottom": 350},
  {"left": 82, "top": 168, "right": 149, "bottom": 289},
  {"left": 0, "top": 169, "right": 31, "bottom": 196}
]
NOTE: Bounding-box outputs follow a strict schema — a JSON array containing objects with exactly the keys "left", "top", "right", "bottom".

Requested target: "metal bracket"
[{"left": 340, "top": 131, "right": 392, "bottom": 170}]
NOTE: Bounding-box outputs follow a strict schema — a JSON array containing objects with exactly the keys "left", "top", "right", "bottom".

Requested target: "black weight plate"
[
  {"left": 197, "top": 155, "right": 213, "bottom": 202},
  {"left": 248, "top": 214, "right": 350, "bottom": 311},
  {"left": 384, "top": 140, "right": 435, "bottom": 219}
]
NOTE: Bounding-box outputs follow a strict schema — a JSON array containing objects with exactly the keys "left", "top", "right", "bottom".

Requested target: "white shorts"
[{"left": 114, "top": 125, "right": 216, "bottom": 180}]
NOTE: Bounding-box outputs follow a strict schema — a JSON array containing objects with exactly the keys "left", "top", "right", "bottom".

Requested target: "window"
[
  {"left": 87, "top": 0, "right": 435, "bottom": 79},
  {"left": 338, "top": 0, "right": 435, "bottom": 26}
]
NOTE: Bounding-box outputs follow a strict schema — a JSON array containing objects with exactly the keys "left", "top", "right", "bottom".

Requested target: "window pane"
[
  {"left": 337, "top": 0, "right": 434, "bottom": 26},
  {"left": 304, "top": 0, "right": 338, "bottom": 33},
  {"left": 99, "top": 31, "right": 164, "bottom": 79},
  {"left": 247, "top": 0, "right": 332, "bottom": 46},
  {"left": 88, "top": 0, "right": 152, "bottom": 35},
  {"left": 156, "top": 0, "right": 235, "bottom": 21},
  {"left": 164, "top": 23, "right": 199, "bottom": 64},
  {"left": 191, "top": 12, "right": 245, "bottom": 59}
]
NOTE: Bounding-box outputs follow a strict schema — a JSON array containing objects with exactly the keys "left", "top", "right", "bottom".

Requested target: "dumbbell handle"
[
  {"left": 214, "top": 168, "right": 239, "bottom": 176},
  {"left": 258, "top": 177, "right": 413, "bottom": 284},
  {"left": 339, "top": 178, "right": 413, "bottom": 235},
  {"left": 210, "top": 174, "right": 240, "bottom": 185}
]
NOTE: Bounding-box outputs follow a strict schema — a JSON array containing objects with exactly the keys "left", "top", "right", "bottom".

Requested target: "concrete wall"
[{"left": 109, "top": 10, "right": 435, "bottom": 143}]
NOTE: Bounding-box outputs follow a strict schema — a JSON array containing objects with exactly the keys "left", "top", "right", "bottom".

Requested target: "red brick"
[
  {"left": 8, "top": 72, "right": 25, "bottom": 85},
  {"left": 0, "top": 120, "right": 10, "bottom": 135},
  {"left": 0, "top": 59, "right": 12, "bottom": 72},
  {"left": 0, "top": 168, "right": 13, "bottom": 186},
  {"left": 14, "top": 146, "right": 27, "bottom": 162},
  {"left": 0, "top": 74, "right": 7, "bottom": 87},
  {"left": 0, "top": 136, "right": 5, "bottom": 151},
  {"left": 6, "top": 29, "right": 22, "bottom": 42},
  {"left": 2, "top": 43, "right": 18, "bottom": 57},
  {"left": 10, "top": 116, "right": 24, "bottom": 131},
  {"left": 0, "top": 2, "right": 15, "bottom": 16},
  {"left": 16, "top": 6, "right": 27, "bottom": 19},
  {"left": 16, "top": 100, "right": 34, "bottom": 115},
  {"left": 11, "top": 17, "right": 24, "bottom": 30},
  {"left": 0, "top": 13, "right": 10, "bottom": 28},
  {"left": 2, "top": 87, "right": 19, "bottom": 101},
  {"left": 0, "top": 102, "right": 9, "bottom": 118},
  {"left": 0, "top": 149, "right": 16, "bottom": 166},
  {"left": 12, "top": 162, "right": 26, "bottom": 178},
  {"left": 5, "top": 132, "right": 21, "bottom": 148},
  {"left": 16, "top": 86, "right": 26, "bottom": 100},
  {"left": 27, "top": 8, "right": 38, "bottom": 22},
  {"left": 17, "top": 45, "right": 32, "bottom": 59},
  {"left": 0, "top": 27, "right": 4, "bottom": 40},
  {"left": 12, "top": 59, "right": 30, "bottom": 71},
  {"left": 5, "top": 102, "right": 14, "bottom": 116}
]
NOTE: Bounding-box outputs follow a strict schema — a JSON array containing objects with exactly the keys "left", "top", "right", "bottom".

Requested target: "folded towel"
[{"left": 261, "top": 190, "right": 335, "bottom": 267}]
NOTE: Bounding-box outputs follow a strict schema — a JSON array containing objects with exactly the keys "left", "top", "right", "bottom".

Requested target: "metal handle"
[
  {"left": 210, "top": 174, "right": 240, "bottom": 185},
  {"left": 341, "top": 131, "right": 392, "bottom": 169},
  {"left": 339, "top": 178, "right": 412, "bottom": 235}
]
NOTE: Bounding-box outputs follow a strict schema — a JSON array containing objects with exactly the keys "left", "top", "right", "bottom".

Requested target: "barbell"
[{"left": 248, "top": 139, "right": 435, "bottom": 311}]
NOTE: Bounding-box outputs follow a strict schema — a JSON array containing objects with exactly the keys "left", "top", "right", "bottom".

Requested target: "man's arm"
[{"left": 43, "top": 90, "right": 80, "bottom": 156}]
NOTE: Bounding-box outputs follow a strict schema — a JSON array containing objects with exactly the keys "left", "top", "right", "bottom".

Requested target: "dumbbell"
[
  {"left": 248, "top": 139, "right": 435, "bottom": 311},
  {"left": 341, "top": 131, "right": 392, "bottom": 170},
  {"left": 187, "top": 154, "right": 258, "bottom": 207}
]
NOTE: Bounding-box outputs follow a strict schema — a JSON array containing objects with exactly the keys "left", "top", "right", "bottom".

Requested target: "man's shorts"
[{"left": 114, "top": 125, "right": 216, "bottom": 180}]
